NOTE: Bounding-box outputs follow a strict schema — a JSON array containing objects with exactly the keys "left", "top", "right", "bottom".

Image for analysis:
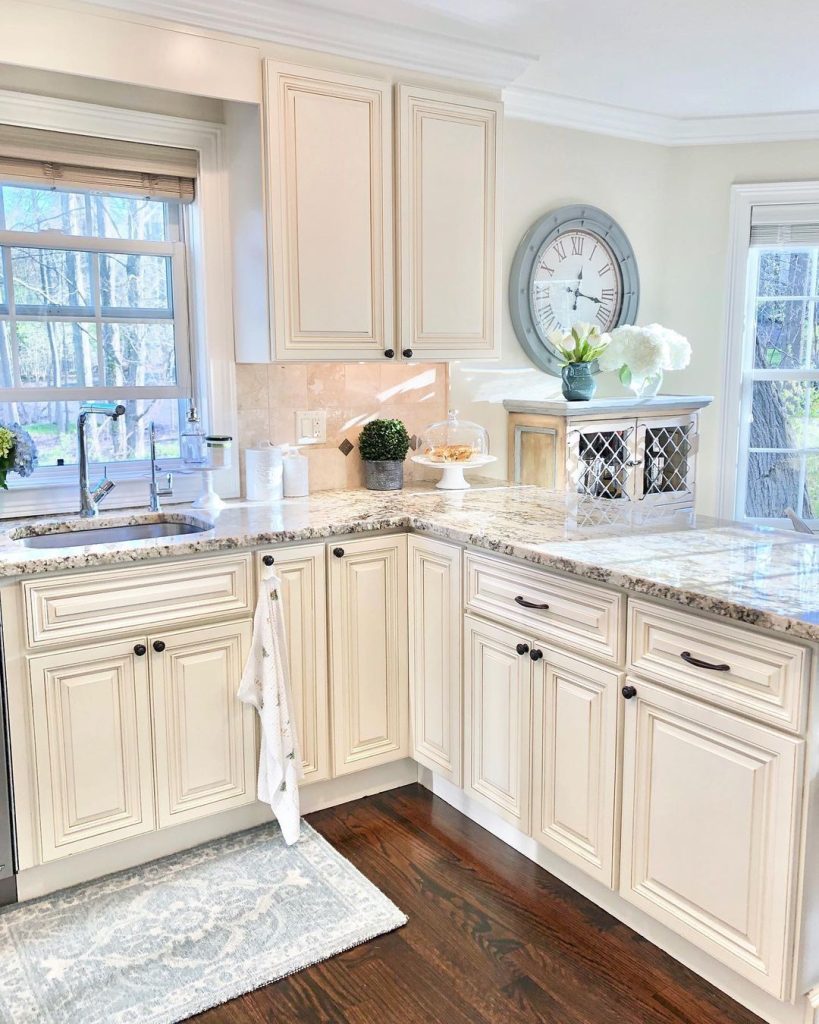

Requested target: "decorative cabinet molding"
[
  {"left": 264, "top": 61, "right": 394, "bottom": 360},
  {"left": 28, "top": 639, "right": 155, "bottom": 862},
  {"left": 397, "top": 86, "right": 502, "bottom": 359},
  {"left": 408, "top": 535, "right": 462, "bottom": 784},
  {"left": 329, "top": 535, "right": 409, "bottom": 774},
  {"left": 22, "top": 554, "right": 252, "bottom": 648},
  {"left": 619, "top": 679, "right": 803, "bottom": 999},
  {"left": 259, "top": 545, "right": 330, "bottom": 784},
  {"left": 151, "top": 620, "right": 255, "bottom": 829},
  {"left": 531, "top": 651, "right": 621, "bottom": 888},
  {"left": 463, "top": 614, "right": 532, "bottom": 831}
]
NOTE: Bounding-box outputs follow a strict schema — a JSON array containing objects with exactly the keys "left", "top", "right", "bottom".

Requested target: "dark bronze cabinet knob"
[
  {"left": 262, "top": 554, "right": 275, "bottom": 566},
  {"left": 515, "top": 642, "right": 530, "bottom": 656},
  {"left": 333, "top": 547, "right": 345, "bottom": 558},
  {"left": 402, "top": 348, "right": 413, "bottom": 358},
  {"left": 384, "top": 349, "right": 395, "bottom": 358},
  {"left": 622, "top": 685, "right": 637, "bottom": 700},
  {"left": 529, "top": 649, "right": 543, "bottom": 661},
  {"left": 153, "top": 640, "right": 166, "bottom": 653},
  {"left": 133, "top": 644, "right": 147, "bottom": 657}
]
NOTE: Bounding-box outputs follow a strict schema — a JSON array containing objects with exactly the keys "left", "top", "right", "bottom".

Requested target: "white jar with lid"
[
  {"left": 205, "top": 435, "right": 232, "bottom": 470},
  {"left": 282, "top": 445, "right": 309, "bottom": 497}
]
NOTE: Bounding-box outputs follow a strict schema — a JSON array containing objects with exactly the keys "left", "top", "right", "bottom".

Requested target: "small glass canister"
[
  {"left": 180, "top": 405, "right": 206, "bottom": 468},
  {"left": 204, "top": 435, "right": 233, "bottom": 470}
]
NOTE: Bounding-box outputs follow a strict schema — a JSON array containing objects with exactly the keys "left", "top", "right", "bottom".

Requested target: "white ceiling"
[{"left": 86, "top": 0, "right": 819, "bottom": 141}]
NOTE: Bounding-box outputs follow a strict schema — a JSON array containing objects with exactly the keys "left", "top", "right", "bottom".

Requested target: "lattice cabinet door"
[
  {"left": 567, "top": 420, "right": 641, "bottom": 503},
  {"left": 634, "top": 414, "right": 699, "bottom": 507}
]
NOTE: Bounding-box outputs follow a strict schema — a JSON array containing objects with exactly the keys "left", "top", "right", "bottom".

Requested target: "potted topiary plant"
[{"left": 358, "top": 418, "right": 411, "bottom": 490}]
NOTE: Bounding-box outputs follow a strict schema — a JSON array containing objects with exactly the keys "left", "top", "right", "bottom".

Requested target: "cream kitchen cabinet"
[
  {"left": 328, "top": 535, "right": 409, "bottom": 775},
  {"left": 264, "top": 61, "right": 394, "bottom": 361},
  {"left": 463, "top": 614, "right": 532, "bottom": 831},
  {"left": 258, "top": 545, "right": 330, "bottom": 784},
  {"left": 408, "top": 535, "right": 462, "bottom": 784},
  {"left": 26, "top": 617, "right": 255, "bottom": 863},
  {"left": 151, "top": 619, "right": 255, "bottom": 829},
  {"left": 619, "top": 678, "right": 804, "bottom": 999},
  {"left": 263, "top": 61, "right": 502, "bottom": 363},
  {"left": 531, "top": 649, "right": 621, "bottom": 888},
  {"left": 396, "top": 86, "right": 502, "bottom": 360},
  {"left": 28, "top": 637, "right": 156, "bottom": 863}
]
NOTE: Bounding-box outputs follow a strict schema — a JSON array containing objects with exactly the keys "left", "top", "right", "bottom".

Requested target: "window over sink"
[{"left": 0, "top": 183, "right": 192, "bottom": 470}]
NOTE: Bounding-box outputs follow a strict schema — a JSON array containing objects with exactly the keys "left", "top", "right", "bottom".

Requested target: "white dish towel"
[{"left": 238, "top": 573, "right": 303, "bottom": 845}]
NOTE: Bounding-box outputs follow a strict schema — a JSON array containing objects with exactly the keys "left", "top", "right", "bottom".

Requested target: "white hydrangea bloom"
[{"left": 597, "top": 323, "right": 691, "bottom": 385}]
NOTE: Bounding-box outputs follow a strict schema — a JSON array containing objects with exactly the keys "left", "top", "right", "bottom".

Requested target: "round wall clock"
[{"left": 509, "top": 204, "right": 640, "bottom": 376}]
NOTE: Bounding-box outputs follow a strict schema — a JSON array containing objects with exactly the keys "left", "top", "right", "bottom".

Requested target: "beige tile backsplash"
[{"left": 236, "top": 362, "right": 450, "bottom": 493}]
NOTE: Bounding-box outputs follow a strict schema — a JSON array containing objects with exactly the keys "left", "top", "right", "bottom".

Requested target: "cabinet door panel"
[
  {"left": 398, "top": 86, "right": 501, "bottom": 358},
  {"left": 152, "top": 620, "right": 255, "bottom": 828},
  {"left": 265, "top": 61, "right": 393, "bottom": 360},
  {"left": 329, "top": 536, "right": 408, "bottom": 774},
  {"left": 463, "top": 615, "right": 531, "bottom": 830},
  {"left": 532, "top": 651, "right": 620, "bottom": 887},
  {"left": 261, "top": 545, "right": 330, "bottom": 783},
  {"left": 28, "top": 639, "right": 154, "bottom": 861},
  {"left": 620, "top": 679, "right": 803, "bottom": 998},
  {"left": 408, "top": 536, "right": 462, "bottom": 783}
]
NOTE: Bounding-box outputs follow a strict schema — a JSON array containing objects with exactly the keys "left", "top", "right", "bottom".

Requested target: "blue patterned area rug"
[{"left": 0, "top": 821, "right": 407, "bottom": 1023}]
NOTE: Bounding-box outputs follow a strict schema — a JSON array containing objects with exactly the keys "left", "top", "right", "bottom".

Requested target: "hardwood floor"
[{"left": 193, "top": 783, "right": 764, "bottom": 1024}]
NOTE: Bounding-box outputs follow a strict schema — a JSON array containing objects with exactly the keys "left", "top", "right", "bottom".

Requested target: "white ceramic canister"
[
  {"left": 282, "top": 445, "right": 309, "bottom": 497},
  {"left": 245, "top": 444, "right": 284, "bottom": 502}
]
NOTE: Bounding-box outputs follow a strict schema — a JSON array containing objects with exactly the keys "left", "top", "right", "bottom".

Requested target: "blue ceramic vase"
[{"left": 561, "top": 363, "right": 596, "bottom": 401}]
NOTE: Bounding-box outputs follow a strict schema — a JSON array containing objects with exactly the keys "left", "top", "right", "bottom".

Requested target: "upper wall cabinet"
[
  {"left": 397, "top": 86, "right": 502, "bottom": 360},
  {"left": 264, "top": 61, "right": 394, "bottom": 361},
  {"left": 261, "top": 62, "right": 502, "bottom": 363}
]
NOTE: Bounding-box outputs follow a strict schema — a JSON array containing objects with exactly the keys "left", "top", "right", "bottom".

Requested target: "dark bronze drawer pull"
[
  {"left": 515, "top": 643, "right": 530, "bottom": 656},
  {"left": 262, "top": 554, "right": 275, "bottom": 567},
  {"left": 515, "top": 595, "right": 550, "bottom": 611},
  {"left": 622, "top": 685, "right": 637, "bottom": 700},
  {"left": 680, "top": 650, "right": 730, "bottom": 672},
  {"left": 529, "top": 648, "right": 543, "bottom": 662}
]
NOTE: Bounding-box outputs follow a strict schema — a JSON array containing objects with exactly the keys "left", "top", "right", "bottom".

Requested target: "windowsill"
[{"left": 0, "top": 465, "right": 223, "bottom": 520}]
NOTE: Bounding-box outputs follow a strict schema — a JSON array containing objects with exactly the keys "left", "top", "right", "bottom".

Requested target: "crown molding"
[
  {"left": 85, "top": 0, "right": 537, "bottom": 88},
  {"left": 503, "top": 86, "right": 819, "bottom": 147}
]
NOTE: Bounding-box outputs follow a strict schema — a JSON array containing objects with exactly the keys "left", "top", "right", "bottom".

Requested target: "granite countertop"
[{"left": 1, "top": 482, "right": 818, "bottom": 643}]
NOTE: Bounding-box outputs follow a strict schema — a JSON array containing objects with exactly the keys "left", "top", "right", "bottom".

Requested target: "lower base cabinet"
[
  {"left": 27, "top": 618, "right": 255, "bottom": 862},
  {"left": 151, "top": 619, "right": 255, "bottom": 829},
  {"left": 619, "top": 678, "right": 803, "bottom": 999},
  {"left": 531, "top": 650, "right": 621, "bottom": 888},
  {"left": 329, "top": 535, "right": 409, "bottom": 775},
  {"left": 463, "top": 614, "right": 532, "bottom": 831},
  {"left": 28, "top": 638, "right": 156, "bottom": 862}
]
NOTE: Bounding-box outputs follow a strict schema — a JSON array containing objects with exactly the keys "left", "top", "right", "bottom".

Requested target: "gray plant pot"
[
  {"left": 561, "top": 362, "right": 597, "bottom": 401},
  {"left": 363, "top": 460, "right": 404, "bottom": 491}
]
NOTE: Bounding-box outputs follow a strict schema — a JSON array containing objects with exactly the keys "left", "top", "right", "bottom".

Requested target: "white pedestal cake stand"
[{"left": 411, "top": 454, "right": 496, "bottom": 490}]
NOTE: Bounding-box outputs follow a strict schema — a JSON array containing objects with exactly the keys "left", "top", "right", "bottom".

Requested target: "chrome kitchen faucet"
[{"left": 77, "top": 402, "right": 125, "bottom": 518}]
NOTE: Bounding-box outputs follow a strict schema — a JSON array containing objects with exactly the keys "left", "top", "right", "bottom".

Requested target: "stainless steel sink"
[{"left": 13, "top": 516, "right": 213, "bottom": 549}]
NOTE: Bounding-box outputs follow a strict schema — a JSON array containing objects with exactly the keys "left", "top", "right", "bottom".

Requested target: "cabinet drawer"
[
  {"left": 23, "top": 554, "right": 253, "bottom": 649},
  {"left": 628, "top": 600, "right": 808, "bottom": 733},
  {"left": 465, "top": 552, "right": 624, "bottom": 665}
]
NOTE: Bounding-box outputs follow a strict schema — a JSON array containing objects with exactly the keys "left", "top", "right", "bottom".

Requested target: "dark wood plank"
[{"left": 191, "top": 783, "right": 765, "bottom": 1024}]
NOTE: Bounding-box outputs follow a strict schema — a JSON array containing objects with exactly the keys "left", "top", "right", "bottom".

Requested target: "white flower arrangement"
[
  {"left": 597, "top": 323, "right": 691, "bottom": 389},
  {"left": 547, "top": 322, "right": 611, "bottom": 365}
]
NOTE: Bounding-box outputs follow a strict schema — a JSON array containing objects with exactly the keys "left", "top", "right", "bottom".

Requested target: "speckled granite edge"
[{"left": 0, "top": 488, "right": 817, "bottom": 645}]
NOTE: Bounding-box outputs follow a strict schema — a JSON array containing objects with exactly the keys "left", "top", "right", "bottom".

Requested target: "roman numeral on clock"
[
  {"left": 598, "top": 261, "right": 613, "bottom": 278},
  {"left": 539, "top": 260, "right": 555, "bottom": 275},
  {"left": 553, "top": 240, "right": 567, "bottom": 262},
  {"left": 570, "top": 235, "right": 584, "bottom": 256},
  {"left": 538, "top": 303, "right": 556, "bottom": 330},
  {"left": 596, "top": 305, "right": 612, "bottom": 325},
  {"left": 601, "top": 288, "right": 615, "bottom": 302}
]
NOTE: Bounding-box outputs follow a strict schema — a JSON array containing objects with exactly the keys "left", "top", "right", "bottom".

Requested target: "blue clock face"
[
  {"left": 509, "top": 205, "right": 640, "bottom": 376},
  {"left": 531, "top": 229, "right": 623, "bottom": 337}
]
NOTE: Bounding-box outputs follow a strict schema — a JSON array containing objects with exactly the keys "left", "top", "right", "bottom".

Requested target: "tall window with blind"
[
  {"left": 735, "top": 202, "right": 819, "bottom": 524},
  {"left": 0, "top": 126, "right": 197, "bottom": 475}
]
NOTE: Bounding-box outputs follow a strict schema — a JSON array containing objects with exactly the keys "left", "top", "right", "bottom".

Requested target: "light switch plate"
[{"left": 296, "top": 410, "right": 326, "bottom": 444}]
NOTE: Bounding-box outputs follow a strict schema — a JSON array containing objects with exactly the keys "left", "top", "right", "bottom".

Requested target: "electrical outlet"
[{"left": 295, "top": 410, "right": 326, "bottom": 444}]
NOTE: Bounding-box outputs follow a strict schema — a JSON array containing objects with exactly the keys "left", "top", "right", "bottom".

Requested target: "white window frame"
[
  {"left": 0, "top": 90, "right": 238, "bottom": 518},
  {"left": 719, "top": 181, "right": 819, "bottom": 526}
]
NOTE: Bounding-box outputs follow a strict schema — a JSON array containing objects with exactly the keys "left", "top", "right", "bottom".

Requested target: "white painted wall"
[{"left": 450, "top": 118, "right": 671, "bottom": 481}]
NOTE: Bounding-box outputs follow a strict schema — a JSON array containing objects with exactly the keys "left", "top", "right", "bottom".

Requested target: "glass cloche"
[{"left": 419, "top": 410, "right": 490, "bottom": 463}]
